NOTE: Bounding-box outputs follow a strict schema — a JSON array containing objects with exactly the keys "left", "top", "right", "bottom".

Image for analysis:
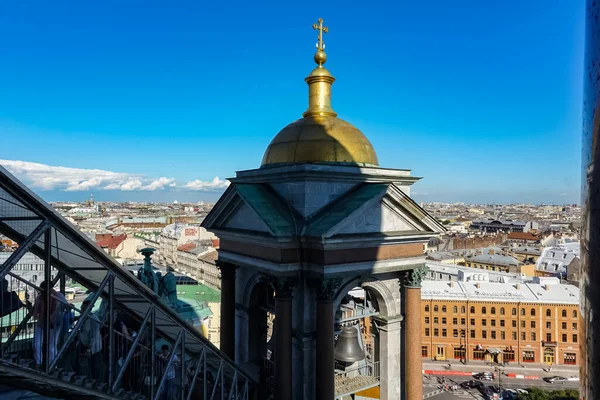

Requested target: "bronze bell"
[{"left": 334, "top": 325, "right": 365, "bottom": 363}]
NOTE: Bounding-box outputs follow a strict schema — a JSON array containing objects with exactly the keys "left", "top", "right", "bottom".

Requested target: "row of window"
[
  {"left": 424, "top": 327, "right": 578, "bottom": 343},
  {"left": 424, "top": 304, "right": 578, "bottom": 318},
  {"left": 424, "top": 317, "right": 578, "bottom": 331},
  {"left": 421, "top": 347, "right": 577, "bottom": 365}
]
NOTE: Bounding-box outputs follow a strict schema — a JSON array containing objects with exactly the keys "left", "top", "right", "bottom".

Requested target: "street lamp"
[{"left": 495, "top": 366, "right": 504, "bottom": 396}]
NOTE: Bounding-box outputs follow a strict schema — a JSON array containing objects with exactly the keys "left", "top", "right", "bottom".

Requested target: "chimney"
[
  {"left": 449, "top": 281, "right": 454, "bottom": 288},
  {"left": 489, "top": 249, "right": 495, "bottom": 255},
  {"left": 515, "top": 283, "right": 521, "bottom": 290},
  {"left": 545, "top": 284, "right": 551, "bottom": 291},
  {"left": 476, "top": 282, "right": 481, "bottom": 289}
]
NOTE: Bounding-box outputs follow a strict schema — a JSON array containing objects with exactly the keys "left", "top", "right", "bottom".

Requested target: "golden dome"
[
  {"left": 261, "top": 116, "right": 379, "bottom": 166},
  {"left": 260, "top": 18, "right": 379, "bottom": 167}
]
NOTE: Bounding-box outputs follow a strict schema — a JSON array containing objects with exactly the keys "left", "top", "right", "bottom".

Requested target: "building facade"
[
  {"left": 471, "top": 220, "right": 539, "bottom": 233},
  {"left": 421, "top": 275, "right": 580, "bottom": 366}
]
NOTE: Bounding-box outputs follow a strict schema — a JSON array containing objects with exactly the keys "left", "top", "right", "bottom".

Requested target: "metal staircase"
[{"left": 0, "top": 165, "right": 256, "bottom": 399}]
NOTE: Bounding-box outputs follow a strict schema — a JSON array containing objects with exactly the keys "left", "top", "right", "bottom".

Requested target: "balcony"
[{"left": 334, "top": 361, "right": 380, "bottom": 399}]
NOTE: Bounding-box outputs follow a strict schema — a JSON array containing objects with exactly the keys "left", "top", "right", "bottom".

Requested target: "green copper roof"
[
  {"left": 176, "top": 284, "right": 221, "bottom": 303},
  {"left": 235, "top": 184, "right": 300, "bottom": 237},
  {"left": 303, "top": 183, "right": 389, "bottom": 238}
]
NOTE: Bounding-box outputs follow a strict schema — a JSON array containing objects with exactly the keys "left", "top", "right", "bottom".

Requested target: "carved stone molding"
[
  {"left": 315, "top": 278, "right": 343, "bottom": 302},
  {"left": 268, "top": 276, "right": 299, "bottom": 299},
  {"left": 402, "top": 266, "right": 428, "bottom": 288}
]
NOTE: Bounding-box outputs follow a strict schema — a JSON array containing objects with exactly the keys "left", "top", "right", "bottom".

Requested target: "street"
[{"left": 423, "top": 373, "right": 579, "bottom": 400}]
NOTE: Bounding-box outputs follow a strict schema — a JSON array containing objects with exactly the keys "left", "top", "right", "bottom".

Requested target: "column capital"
[
  {"left": 315, "top": 278, "right": 343, "bottom": 301},
  {"left": 269, "top": 276, "right": 298, "bottom": 299},
  {"left": 216, "top": 260, "right": 237, "bottom": 279},
  {"left": 402, "top": 266, "right": 428, "bottom": 288}
]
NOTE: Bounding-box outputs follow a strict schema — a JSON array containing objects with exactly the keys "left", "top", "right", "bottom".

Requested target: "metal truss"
[{"left": 0, "top": 166, "right": 256, "bottom": 399}]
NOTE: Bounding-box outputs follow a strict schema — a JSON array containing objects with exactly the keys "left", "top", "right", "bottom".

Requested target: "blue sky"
[{"left": 0, "top": 1, "right": 585, "bottom": 204}]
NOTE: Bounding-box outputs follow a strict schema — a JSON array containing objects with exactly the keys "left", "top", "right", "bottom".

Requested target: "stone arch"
[
  {"left": 333, "top": 276, "right": 399, "bottom": 318},
  {"left": 243, "top": 272, "right": 272, "bottom": 364},
  {"left": 242, "top": 272, "right": 265, "bottom": 309}
]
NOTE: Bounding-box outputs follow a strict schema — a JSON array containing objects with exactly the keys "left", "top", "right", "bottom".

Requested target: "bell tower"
[{"left": 202, "top": 19, "right": 445, "bottom": 400}]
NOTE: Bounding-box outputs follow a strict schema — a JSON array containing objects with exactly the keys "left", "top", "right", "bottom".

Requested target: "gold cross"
[{"left": 313, "top": 18, "right": 328, "bottom": 51}]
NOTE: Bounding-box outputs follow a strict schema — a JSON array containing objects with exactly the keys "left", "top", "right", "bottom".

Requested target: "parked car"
[
  {"left": 515, "top": 389, "right": 528, "bottom": 395},
  {"left": 461, "top": 380, "right": 485, "bottom": 389},
  {"left": 543, "top": 376, "right": 568, "bottom": 383},
  {"left": 503, "top": 389, "right": 518, "bottom": 400},
  {"left": 478, "top": 386, "right": 499, "bottom": 400},
  {"left": 474, "top": 372, "right": 496, "bottom": 381}
]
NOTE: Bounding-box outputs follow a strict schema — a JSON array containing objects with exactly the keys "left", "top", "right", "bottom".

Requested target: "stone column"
[
  {"left": 274, "top": 278, "right": 296, "bottom": 400},
  {"left": 375, "top": 316, "right": 403, "bottom": 400},
  {"left": 316, "top": 279, "right": 341, "bottom": 400},
  {"left": 403, "top": 267, "right": 427, "bottom": 400},
  {"left": 219, "top": 262, "right": 236, "bottom": 360}
]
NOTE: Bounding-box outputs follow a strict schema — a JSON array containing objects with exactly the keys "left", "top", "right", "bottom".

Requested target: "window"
[
  {"left": 491, "top": 320, "right": 496, "bottom": 327},
  {"left": 491, "top": 331, "right": 496, "bottom": 339},
  {"left": 564, "top": 352, "right": 576, "bottom": 365},
  {"left": 434, "top": 305, "right": 438, "bottom": 312},
  {"left": 573, "top": 310, "right": 578, "bottom": 318},
  {"left": 530, "top": 321, "right": 536, "bottom": 328},
  {"left": 473, "top": 350, "right": 485, "bottom": 360},
  {"left": 425, "top": 328, "right": 430, "bottom": 336},
  {"left": 442, "top": 329, "right": 447, "bottom": 337},
  {"left": 424, "top": 305, "right": 430, "bottom": 312},
  {"left": 504, "top": 350, "right": 515, "bottom": 361},
  {"left": 434, "top": 329, "right": 439, "bottom": 337},
  {"left": 512, "top": 320, "right": 517, "bottom": 328},
  {"left": 521, "top": 332, "right": 526, "bottom": 340},
  {"left": 470, "top": 318, "right": 475, "bottom": 326},
  {"left": 461, "top": 306, "right": 466, "bottom": 313},
  {"left": 521, "top": 321, "right": 526, "bottom": 328},
  {"left": 546, "top": 322, "right": 551, "bottom": 329},
  {"left": 512, "top": 308, "right": 517, "bottom": 316},
  {"left": 546, "top": 309, "right": 551, "bottom": 317},
  {"left": 562, "top": 322, "right": 567, "bottom": 330},
  {"left": 442, "top": 318, "right": 447, "bottom": 324},
  {"left": 453, "top": 306, "right": 458, "bottom": 313},
  {"left": 500, "top": 320, "right": 505, "bottom": 327},
  {"left": 546, "top": 333, "right": 551, "bottom": 341},
  {"left": 532, "top": 332, "right": 537, "bottom": 341},
  {"left": 500, "top": 307, "right": 505, "bottom": 315},
  {"left": 425, "top": 317, "right": 430, "bottom": 324},
  {"left": 573, "top": 322, "right": 578, "bottom": 330},
  {"left": 422, "top": 346, "right": 428, "bottom": 357},
  {"left": 482, "top": 330, "right": 487, "bottom": 339},
  {"left": 573, "top": 334, "right": 578, "bottom": 343},
  {"left": 453, "top": 318, "right": 458, "bottom": 325},
  {"left": 531, "top": 308, "right": 536, "bottom": 316},
  {"left": 482, "top": 307, "right": 487, "bottom": 314},
  {"left": 500, "top": 331, "right": 506, "bottom": 340},
  {"left": 453, "top": 329, "right": 458, "bottom": 337},
  {"left": 470, "top": 330, "right": 476, "bottom": 339},
  {"left": 461, "top": 318, "right": 466, "bottom": 325},
  {"left": 521, "top": 308, "right": 525, "bottom": 316},
  {"left": 470, "top": 306, "right": 475, "bottom": 314},
  {"left": 442, "top": 306, "right": 447, "bottom": 313},
  {"left": 562, "top": 334, "right": 567, "bottom": 342},
  {"left": 523, "top": 350, "right": 535, "bottom": 363},
  {"left": 562, "top": 310, "right": 567, "bottom": 318},
  {"left": 434, "top": 317, "right": 439, "bottom": 324},
  {"left": 454, "top": 347, "right": 466, "bottom": 359},
  {"left": 482, "top": 319, "right": 487, "bottom": 326},
  {"left": 491, "top": 307, "right": 496, "bottom": 315},
  {"left": 512, "top": 332, "right": 517, "bottom": 340}
]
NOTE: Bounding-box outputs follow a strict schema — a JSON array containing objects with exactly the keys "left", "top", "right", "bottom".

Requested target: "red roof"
[
  {"left": 177, "top": 242, "right": 197, "bottom": 252},
  {"left": 507, "top": 232, "right": 539, "bottom": 241},
  {"left": 96, "top": 234, "right": 127, "bottom": 249}
]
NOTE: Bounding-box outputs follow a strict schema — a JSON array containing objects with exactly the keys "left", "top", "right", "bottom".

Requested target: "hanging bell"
[{"left": 334, "top": 325, "right": 365, "bottom": 363}]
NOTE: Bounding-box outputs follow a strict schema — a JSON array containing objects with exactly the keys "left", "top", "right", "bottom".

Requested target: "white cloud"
[
  {"left": 184, "top": 177, "right": 230, "bottom": 191},
  {"left": 0, "top": 159, "right": 178, "bottom": 192}
]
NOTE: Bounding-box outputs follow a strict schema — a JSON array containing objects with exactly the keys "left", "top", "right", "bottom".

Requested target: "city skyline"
[{"left": 1, "top": 1, "right": 585, "bottom": 204}]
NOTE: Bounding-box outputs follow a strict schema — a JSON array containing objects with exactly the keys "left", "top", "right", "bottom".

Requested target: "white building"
[
  {"left": 536, "top": 243, "right": 580, "bottom": 276},
  {"left": 158, "top": 224, "right": 216, "bottom": 268}
]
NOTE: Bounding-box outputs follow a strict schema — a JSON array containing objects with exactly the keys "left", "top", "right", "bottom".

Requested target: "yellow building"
[{"left": 421, "top": 275, "right": 580, "bottom": 366}]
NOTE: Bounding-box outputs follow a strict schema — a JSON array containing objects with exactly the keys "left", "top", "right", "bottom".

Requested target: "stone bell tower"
[{"left": 202, "top": 18, "right": 445, "bottom": 400}]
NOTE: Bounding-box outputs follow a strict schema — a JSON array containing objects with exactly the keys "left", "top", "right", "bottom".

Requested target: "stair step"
[
  {"left": 74, "top": 375, "right": 88, "bottom": 385},
  {"left": 61, "top": 371, "right": 76, "bottom": 382},
  {"left": 84, "top": 379, "right": 96, "bottom": 388},
  {"left": 50, "top": 367, "right": 64, "bottom": 378},
  {"left": 95, "top": 382, "right": 108, "bottom": 391}
]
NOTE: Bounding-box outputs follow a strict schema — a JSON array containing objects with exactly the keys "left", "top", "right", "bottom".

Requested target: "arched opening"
[{"left": 247, "top": 280, "right": 274, "bottom": 365}]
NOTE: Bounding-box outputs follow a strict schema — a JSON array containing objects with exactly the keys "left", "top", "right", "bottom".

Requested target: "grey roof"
[{"left": 467, "top": 253, "right": 520, "bottom": 266}]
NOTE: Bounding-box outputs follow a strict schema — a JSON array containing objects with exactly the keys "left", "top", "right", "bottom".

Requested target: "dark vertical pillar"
[
  {"left": 219, "top": 262, "right": 236, "bottom": 360},
  {"left": 581, "top": 2, "right": 600, "bottom": 399},
  {"left": 316, "top": 280, "right": 338, "bottom": 400},
  {"left": 403, "top": 268, "right": 427, "bottom": 400},
  {"left": 274, "top": 279, "right": 294, "bottom": 400}
]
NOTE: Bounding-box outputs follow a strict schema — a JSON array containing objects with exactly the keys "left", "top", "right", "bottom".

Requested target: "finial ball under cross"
[{"left": 313, "top": 18, "right": 328, "bottom": 52}]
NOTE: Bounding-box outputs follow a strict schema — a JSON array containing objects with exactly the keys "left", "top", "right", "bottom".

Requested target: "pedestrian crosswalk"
[{"left": 422, "top": 383, "right": 484, "bottom": 400}]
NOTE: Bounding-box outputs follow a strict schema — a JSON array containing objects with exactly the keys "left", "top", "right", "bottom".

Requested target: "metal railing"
[{"left": 334, "top": 361, "right": 380, "bottom": 398}]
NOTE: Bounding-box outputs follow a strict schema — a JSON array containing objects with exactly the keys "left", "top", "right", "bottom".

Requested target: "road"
[{"left": 423, "top": 373, "right": 579, "bottom": 400}]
